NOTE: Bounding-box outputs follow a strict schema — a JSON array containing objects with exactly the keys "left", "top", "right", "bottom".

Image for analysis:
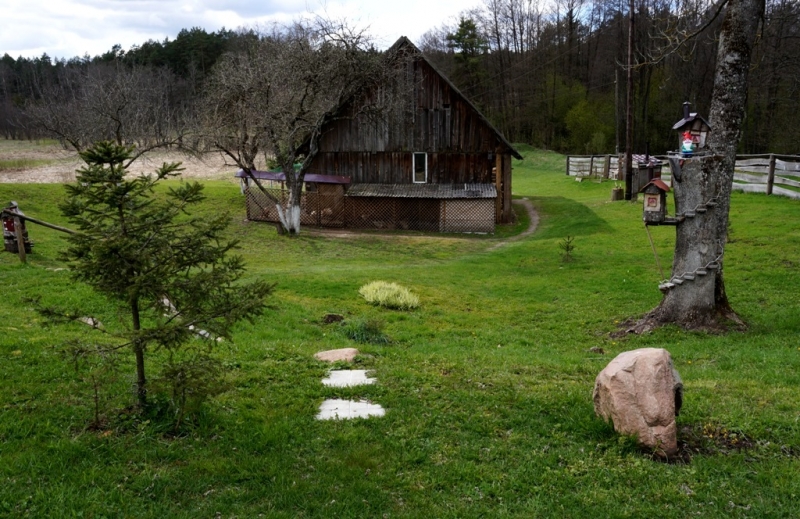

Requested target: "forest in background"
[{"left": 1, "top": 0, "right": 797, "bottom": 156}]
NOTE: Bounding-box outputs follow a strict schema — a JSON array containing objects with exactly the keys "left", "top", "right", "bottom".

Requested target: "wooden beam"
[
  {"left": 767, "top": 154, "right": 776, "bottom": 195},
  {"left": 502, "top": 154, "right": 512, "bottom": 223},
  {"left": 13, "top": 217, "right": 26, "bottom": 263},
  {"left": 495, "top": 151, "right": 503, "bottom": 223}
]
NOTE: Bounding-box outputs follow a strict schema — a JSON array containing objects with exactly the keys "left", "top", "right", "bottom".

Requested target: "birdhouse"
[
  {"left": 672, "top": 102, "right": 711, "bottom": 156},
  {"left": 640, "top": 179, "right": 670, "bottom": 225}
]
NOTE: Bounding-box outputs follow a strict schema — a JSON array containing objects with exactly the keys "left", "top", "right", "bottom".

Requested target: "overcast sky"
[{"left": 0, "top": 0, "right": 483, "bottom": 60}]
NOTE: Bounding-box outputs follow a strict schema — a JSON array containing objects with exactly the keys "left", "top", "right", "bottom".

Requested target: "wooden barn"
[{"left": 241, "top": 36, "right": 521, "bottom": 233}]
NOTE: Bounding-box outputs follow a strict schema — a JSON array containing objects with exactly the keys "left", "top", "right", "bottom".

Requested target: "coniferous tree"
[{"left": 52, "top": 141, "right": 273, "bottom": 423}]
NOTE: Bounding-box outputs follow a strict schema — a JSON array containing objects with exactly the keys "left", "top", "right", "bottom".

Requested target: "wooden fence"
[
  {"left": 565, "top": 155, "right": 619, "bottom": 179},
  {"left": 567, "top": 153, "right": 800, "bottom": 201},
  {"left": 732, "top": 154, "right": 800, "bottom": 200},
  {"left": 566, "top": 155, "right": 670, "bottom": 183}
]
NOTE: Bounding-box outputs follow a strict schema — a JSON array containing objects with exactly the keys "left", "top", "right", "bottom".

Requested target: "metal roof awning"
[
  {"left": 235, "top": 169, "right": 351, "bottom": 185},
  {"left": 345, "top": 183, "right": 496, "bottom": 199}
]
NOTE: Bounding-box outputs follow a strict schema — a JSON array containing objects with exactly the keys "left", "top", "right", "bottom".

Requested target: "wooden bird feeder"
[
  {"left": 672, "top": 102, "right": 711, "bottom": 156},
  {"left": 640, "top": 179, "right": 671, "bottom": 225}
]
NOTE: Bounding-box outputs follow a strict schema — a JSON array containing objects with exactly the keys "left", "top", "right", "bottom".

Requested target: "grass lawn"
[{"left": 1, "top": 146, "right": 799, "bottom": 517}]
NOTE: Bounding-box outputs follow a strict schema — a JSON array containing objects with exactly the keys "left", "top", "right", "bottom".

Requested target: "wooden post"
[
  {"left": 624, "top": 0, "right": 634, "bottom": 200},
  {"left": 566, "top": 156, "right": 571, "bottom": 176},
  {"left": 604, "top": 155, "right": 611, "bottom": 178},
  {"left": 767, "top": 154, "right": 776, "bottom": 195},
  {"left": 495, "top": 151, "right": 503, "bottom": 223},
  {"left": 503, "top": 154, "right": 512, "bottom": 223},
  {"left": 589, "top": 155, "right": 595, "bottom": 178},
  {"left": 13, "top": 217, "right": 26, "bottom": 263}
]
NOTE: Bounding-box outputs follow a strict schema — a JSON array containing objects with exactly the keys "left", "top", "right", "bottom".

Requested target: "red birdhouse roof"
[{"left": 639, "top": 178, "right": 671, "bottom": 193}]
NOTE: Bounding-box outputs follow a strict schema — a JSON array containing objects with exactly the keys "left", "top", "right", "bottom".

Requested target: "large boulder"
[{"left": 593, "top": 348, "right": 683, "bottom": 457}]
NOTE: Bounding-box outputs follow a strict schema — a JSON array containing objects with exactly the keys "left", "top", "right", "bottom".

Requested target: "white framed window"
[{"left": 413, "top": 152, "right": 427, "bottom": 183}]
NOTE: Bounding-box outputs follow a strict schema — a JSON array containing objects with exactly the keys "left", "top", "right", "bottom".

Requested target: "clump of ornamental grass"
[
  {"left": 358, "top": 281, "right": 419, "bottom": 310},
  {"left": 341, "top": 318, "right": 390, "bottom": 344}
]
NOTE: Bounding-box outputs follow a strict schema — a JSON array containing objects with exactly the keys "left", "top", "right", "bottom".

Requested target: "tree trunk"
[
  {"left": 277, "top": 177, "right": 302, "bottom": 235},
  {"left": 131, "top": 296, "right": 147, "bottom": 407},
  {"left": 639, "top": 156, "right": 736, "bottom": 330},
  {"left": 630, "top": 0, "right": 763, "bottom": 333}
]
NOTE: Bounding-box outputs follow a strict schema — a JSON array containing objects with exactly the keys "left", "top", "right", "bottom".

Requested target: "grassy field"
[{"left": 1, "top": 147, "right": 799, "bottom": 517}]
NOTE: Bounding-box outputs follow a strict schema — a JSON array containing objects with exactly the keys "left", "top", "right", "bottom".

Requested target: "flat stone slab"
[
  {"left": 316, "top": 399, "right": 385, "bottom": 420},
  {"left": 322, "top": 370, "right": 376, "bottom": 387},
  {"left": 314, "top": 348, "right": 359, "bottom": 363}
]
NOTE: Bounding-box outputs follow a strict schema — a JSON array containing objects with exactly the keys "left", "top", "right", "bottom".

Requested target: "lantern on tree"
[{"left": 672, "top": 102, "right": 711, "bottom": 157}]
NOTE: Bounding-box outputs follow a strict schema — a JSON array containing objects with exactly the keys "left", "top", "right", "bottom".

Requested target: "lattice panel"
[
  {"left": 346, "top": 198, "right": 395, "bottom": 229},
  {"left": 440, "top": 199, "right": 495, "bottom": 233},
  {"left": 394, "top": 199, "right": 440, "bottom": 231},
  {"left": 244, "top": 188, "right": 494, "bottom": 233},
  {"left": 245, "top": 188, "right": 346, "bottom": 227}
]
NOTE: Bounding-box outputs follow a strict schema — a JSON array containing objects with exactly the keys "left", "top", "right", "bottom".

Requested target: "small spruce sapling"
[
  {"left": 559, "top": 236, "right": 576, "bottom": 262},
  {"left": 46, "top": 141, "right": 273, "bottom": 426}
]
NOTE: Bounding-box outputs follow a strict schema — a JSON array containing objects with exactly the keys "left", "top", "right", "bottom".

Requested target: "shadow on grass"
[{"left": 534, "top": 196, "right": 615, "bottom": 239}]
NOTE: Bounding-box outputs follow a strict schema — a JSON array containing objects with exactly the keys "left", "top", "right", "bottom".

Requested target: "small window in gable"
[{"left": 413, "top": 152, "right": 427, "bottom": 183}]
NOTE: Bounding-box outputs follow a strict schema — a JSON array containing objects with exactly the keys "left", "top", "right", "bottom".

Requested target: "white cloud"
[{"left": 1, "top": 0, "right": 481, "bottom": 59}]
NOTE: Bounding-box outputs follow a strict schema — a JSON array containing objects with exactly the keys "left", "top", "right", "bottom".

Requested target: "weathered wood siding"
[
  {"left": 310, "top": 57, "right": 509, "bottom": 186},
  {"left": 310, "top": 151, "right": 495, "bottom": 184}
]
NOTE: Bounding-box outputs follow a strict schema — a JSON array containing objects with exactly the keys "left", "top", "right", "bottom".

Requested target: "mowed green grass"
[{"left": 1, "top": 147, "right": 799, "bottom": 517}]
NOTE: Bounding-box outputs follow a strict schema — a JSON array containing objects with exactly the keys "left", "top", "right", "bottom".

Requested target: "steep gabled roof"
[{"left": 386, "top": 36, "right": 522, "bottom": 160}]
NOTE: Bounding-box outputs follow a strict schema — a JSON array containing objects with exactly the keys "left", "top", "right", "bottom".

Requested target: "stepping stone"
[
  {"left": 322, "top": 370, "right": 376, "bottom": 387},
  {"left": 316, "top": 399, "right": 385, "bottom": 420},
  {"left": 696, "top": 207, "right": 707, "bottom": 213},
  {"left": 683, "top": 274, "right": 695, "bottom": 280},
  {"left": 78, "top": 316, "right": 104, "bottom": 329},
  {"left": 671, "top": 278, "right": 684, "bottom": 285},
  {"left": 707, "top": 262, "right": 720, "bottom": 269},
  {"left": 706, "top": 201, "right": 717, "bottom": 207},
  {"left": 314, "top": 348, "right": 359, "bottom": 363},
  {"left": 685, "top": 211, "right": 696, "bottom": 217},
  {"left": 696, "top": 269, "right": 708, "bottom": 276}
]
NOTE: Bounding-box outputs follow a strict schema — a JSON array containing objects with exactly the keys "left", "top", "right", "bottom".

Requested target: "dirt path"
[{"left": 488, "top": 198, "right": 539, "bottom": 251}]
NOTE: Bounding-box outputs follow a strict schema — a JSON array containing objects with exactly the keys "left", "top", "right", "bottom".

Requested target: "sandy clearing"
[{"left": 0, "top": 140, "right": 237, "bottom": 184}]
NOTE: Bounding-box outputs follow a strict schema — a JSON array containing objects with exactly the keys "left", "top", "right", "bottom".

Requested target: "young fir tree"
[{"left": 56, "top": 141, "right": 272, "bottom": 421}]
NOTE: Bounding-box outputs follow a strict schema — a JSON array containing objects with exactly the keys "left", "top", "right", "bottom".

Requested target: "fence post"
[
  {"left": 589, "top": 155, "right": 595, "bottom": 178},
  {"left": 604, "top": 155, "right": 611, "bottom": 178},
  {"left": 767, "top": 154, "right": 776, "bottom": 195},
  {"left": 13, "top": 216, "right": 26, "bottom": 264},
  {"left": 566, "top": 156, "right": 571, "bottom": 176}
]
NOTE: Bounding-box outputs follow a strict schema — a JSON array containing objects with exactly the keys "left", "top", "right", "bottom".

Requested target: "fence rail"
[
  {"left": 565, "top": 155, "right": 670, "bottom": 182},
  {"left": 565, "top": 155, "right": 617, "bottom": 179},
  {"left": 567, "top": 153, "right": 800, "bottom": 200},
  {"left": 732, "top": 154, "right": 800, "bottom": 200}
]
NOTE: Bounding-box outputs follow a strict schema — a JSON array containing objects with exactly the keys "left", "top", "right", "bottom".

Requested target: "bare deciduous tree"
[
  {"left": 25, "top": 62, "right": 191, "bottom": 164},
  {"left": 199, "top": 19, "right": 400, "bottom": 235}
]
